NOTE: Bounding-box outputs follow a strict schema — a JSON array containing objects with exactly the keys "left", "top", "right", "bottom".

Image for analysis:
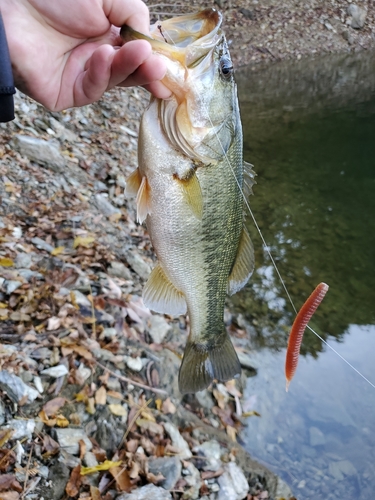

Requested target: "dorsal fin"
[
  {"left": 243, "top": 161, "right": 256, "bottom": 198},
  {"left": 227, "top": 227, "right": 254, "bottom": 295},
  {"left": 143, "top": 263, "right": 187, "bottom": 316}
]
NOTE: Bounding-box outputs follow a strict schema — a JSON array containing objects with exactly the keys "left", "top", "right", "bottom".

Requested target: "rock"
[
  {"left": 183, "top": 461, "right": 201, "bottom": 499},
  {"left": 5, "top": 280, "right": 22, "bottom": 294},
  {"left": 31, "top": 237, "right": 54, "bottom": 253},
  {"left": 48, "top": 462, "right": 70, "bottom": 500},
  {"left": 193, "top": 440, "right": 222, "bottom": 471},
  {"left": 108, "top": 261, "right": 132, "bottom": 280},
  {"left": 49, "top": 117, "right": 78, "bottom": 142},
  {"left": 15, "top": 253, "right": 33, "bottom": 269},
  {"left": 309, "top": 426, "right": 325, "bottom": 447},
  {"left": 148, "top": 456, "right": 182, "bottom": 490},
  {"left": 94, "top": 193, "right": 121, "bottom": 217},
  {"left": 0, "top": 370, "right": 39, "bottom": 404},
  {"left": 347, "top": 4, "right": 367, "bottom": 29},
  {"left": 329, "top": 459, "right": 356, "bottom": 480},
  {"left": 40, "top": 365, "right": 69, "bottom": 378},
  {"left": 148, "top": 315, "right": 171, "bottom": 344},
  {"left": 33, "top": 376, "right": 44, "bottom": 393},
  {"left": 195, "top": 389, "right": 215, "bottom": 410},
  {"left": 11, "top": 134, "right": 65, "bottom": 172},
  {"left": 71, "top": 290, "right": 92, "bottom": 307},
  {"left": 274, "top": 476, "right": 294, "bottom": 499},
  {"left": 117, "top": 484, "right": 172, "bottom": 500},
  {"left": 163, "top": 422, "right": 192, "bottom": 459},
  {"left": 83, "top": 451, "right": 99, "bottom": 468},
  {"left": 239, "top": 8, "right": 255, "bottom": 20},
  {"left": 124, "top": 356, "right": 143, "bottom": 372},
  {"left": 126, "top": 250, "right": 151, "bottom": 280},
  {"left": 55, "top": 428, "right": 93, "bottom": 455},
  {"left": 4, "top": 418, "right": 35, "bottom": 440},
  {"left": 217, "top": 462, "right": 249, "bottom": 500}
]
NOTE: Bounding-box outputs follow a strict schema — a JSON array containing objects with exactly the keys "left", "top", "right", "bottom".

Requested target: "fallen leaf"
[
  {"left": 0, "top": 257, "right": 14, "bottom": 267},
  {"left": 0, "top": 474, "right": 22, "bottom": 492},
  {"left": 56, "top": 415, "right": 69, "bottom": 427},
  {"left": 0, "top": 492, "right": 20, "bottom": 500},
  {"left": 72, "top": 344, "right": 93, "bottom": 360},
  {"left": 51, "top": 246, "right": 65, "bottom": 256},
  {"left": 108, "top": 404, "right": 127, "bottom": 417},
  {"left": 66, "top": 465, "right": 82, "bottom": 497},
  {"left": 136, "top": 419, "right": 163, "bottom": 435},
  {"left": 0, "top": 429, "right": 14, "bottom": 447},
  {"left": 161, "top": 398, "right": 176, "bottom": 415},
  {"left": 81, "top": 460, "right": 122, "bottom": 476},
  {"left": 38, "top": 409, "right": 57, "bottom": 427},
  {"left": 42, "top": 434, "right": 59, "bottom": 457},
  {"left": 73, "top": 236, "right": 95, "bottom": 249},
  {"left": 109, "top": 466, "right": 132, "bottom": 492},
  {"left": 43, "top": 397, "right": 66, "bottom": 417},
  {"left": 95, "top": 386, "right": 107, "bottom": 405},
  {"left": 226, "top": 425, "right": 237, "bottom": 442},
  {"left": 242, "top": 410, "right": 261, "bottom": 418},
  {"left": 90, "top": 485, "right": 102, "bottom": 500}
]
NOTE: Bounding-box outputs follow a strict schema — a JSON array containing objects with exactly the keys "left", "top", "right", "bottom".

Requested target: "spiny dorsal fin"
[
  {"left": 136, "top": 175, "right": 151, "bottom": 224},
  {"left": 143, "top": 263, "right": 187, "bottom": 316},
  {"left": 125, "top": 168, "right": 142, "bottom": 197},
  {"left": 244, "top": 161, "right": 257, "bottom": 198},
  {"left": 227, "top": 227, "right": 254, "bottom": 295},
  {"left": 178, "top": 332, "right": 241, "bottom": 394},
  {"left": 175, "top": 171, "right": 203, "bottom": 220}
]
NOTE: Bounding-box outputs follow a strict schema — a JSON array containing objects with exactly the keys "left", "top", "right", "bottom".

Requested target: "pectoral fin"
[
  {"left": 143, "top": 263, "right": 187, "bottom": 316},
  {"left": 228, "top": 227, "right": 254, "bottom": 295},
  {"left": 125, "top": 168, "right": 142, "bottom": 197},
  {"left": 176, "top": 171, "right": 203, "bottom": 220}
]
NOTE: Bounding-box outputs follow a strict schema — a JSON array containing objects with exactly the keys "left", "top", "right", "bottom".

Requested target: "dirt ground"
[{"left": 0, "top": 1, "right": 374, "bottom": 500}]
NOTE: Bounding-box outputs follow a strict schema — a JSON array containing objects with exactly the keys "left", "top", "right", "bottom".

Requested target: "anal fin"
[
  {"left": 228, "top": 227, "right": 254, "bottom": 295},
  {"left": 178, "top": 332, "right": 241, "bottom": 394},
  {"left": 143, "top": 263, "right": 187, "bottom": 316}
]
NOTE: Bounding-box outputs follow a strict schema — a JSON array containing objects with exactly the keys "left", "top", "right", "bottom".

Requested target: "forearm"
[{"left": 0, "top": 11, "right": 15, "bottom": 122}]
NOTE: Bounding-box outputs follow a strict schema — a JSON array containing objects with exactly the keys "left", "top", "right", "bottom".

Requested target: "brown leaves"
[
  {"left": 39, "top": 397, "right": 68, "bottom": 427},
  {"left": 65, "top": 465, "right": 82, "bottom": 497},
  {"left": 0, "top": 474, "right": 22, "bottom": 492},
  {"left": 109, "top": 466, "right": 132, "bottom": 492}
]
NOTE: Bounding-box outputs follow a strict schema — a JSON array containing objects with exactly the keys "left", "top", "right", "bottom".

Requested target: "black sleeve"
[{"left": 0, "top": 12, "right": 15, "bottom": 122}]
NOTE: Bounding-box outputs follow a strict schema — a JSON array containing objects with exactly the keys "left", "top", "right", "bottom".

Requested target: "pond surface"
[{"left": 234, "top": 52, "right": 375, "bottom": 499}]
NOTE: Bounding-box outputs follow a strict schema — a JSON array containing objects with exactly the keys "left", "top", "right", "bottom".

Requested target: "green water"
[{"left": 234, "top": 52, "right": 375, "bottom": 499}]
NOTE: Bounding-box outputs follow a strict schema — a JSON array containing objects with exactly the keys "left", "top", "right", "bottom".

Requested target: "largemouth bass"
[{"left": 122, "top": 9, "right": 255, "bottom": 394}]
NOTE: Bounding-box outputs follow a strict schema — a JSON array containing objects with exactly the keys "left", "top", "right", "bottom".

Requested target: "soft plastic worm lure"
[{"left": 285, "top": 282, "right": 329, "bottom": 391}]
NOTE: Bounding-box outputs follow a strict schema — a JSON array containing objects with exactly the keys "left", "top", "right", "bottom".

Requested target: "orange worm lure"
[{"left": 285, "top": 282, "right": 329, "bottom": 391}]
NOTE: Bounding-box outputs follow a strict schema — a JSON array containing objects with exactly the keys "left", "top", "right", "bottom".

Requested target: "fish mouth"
[{"left": 120, "top": 8, "right": 222, "bottom": 67}]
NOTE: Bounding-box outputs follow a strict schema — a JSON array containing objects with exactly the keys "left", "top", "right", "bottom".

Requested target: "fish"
[{"left": 121, "top": 8, "right": 256, "bottom": 394}]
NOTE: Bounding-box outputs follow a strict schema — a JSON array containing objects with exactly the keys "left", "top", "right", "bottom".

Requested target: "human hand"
[{"left": 1, "top": 0, "right": 171, "bottom": 110}]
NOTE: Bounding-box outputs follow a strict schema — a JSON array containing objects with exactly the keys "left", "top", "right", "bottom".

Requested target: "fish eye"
[{"left": 219, "top": 57, "right": 233, "bottom": 79}]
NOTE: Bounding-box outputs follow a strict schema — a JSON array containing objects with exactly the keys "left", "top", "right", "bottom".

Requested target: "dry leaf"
[
  {"left": 43, "top": 397, "right": 66, "bottom": 417},
  {"left": 0, "top": 474, "right": 22, "bottom": 492},
  {"left": 73, "top": 236, "right": 95, "bottom": 248},
  {"left": 0, "top": 429, "right": 14, "bottom": 447},
  {"left": 66, "top": 465, "right": 82, "bottom": 497},
  {"left": 86, "top": 397, "right": 96, "bottom": 415},
  {"left": 0, "top": 492, "right": 20, "bottom": 500},
  {"left": 81, "top": 460, "right": 122, "bottom": 476},
  {"left": 161, "top": 398, "right": 176, "bottom": 415},
  {"left": 0, "top": 257, "right": 14, "bottom": 267},
  {"left": 225, "top": 379, "right": 242, "bottom": 398},
  {"left": 51, "top": 246, "right": 65, "bottom": 256},
  {"left": 42, "top": 434, "right": 59, "bottom": 457},
  {"left": 72, "top": 344, "right": 93, "bottom": 360},
  {"left": 90, "top": 485, "right": 102, "bottom": 500},
  {"left": 226, "top": 425, "right": 237, "bottom": 442},
  {"left": 56, "top": 415, "right": 69, "bottom": 427},
  {"left": 108, "top": 404, "right": 127, "bottom": 417},
  {"left": 38, "top": 409, "right": 57, "bottom": 427},
  {"left": 95, "top": 386, "right": 107, "bottom": 405},
  {"left": 136, "top": 419, "right": 163, "bottom": 435},
  {"left": 129, "top": 461, "right": 141, "bottom": 479},
  {"left": 109, "top": 466, "right": 132, "bottom": 492}
]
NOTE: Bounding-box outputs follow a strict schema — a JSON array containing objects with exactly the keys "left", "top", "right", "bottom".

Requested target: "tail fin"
[{"left": 178, "top": 333, "right": 241, "bottom": 394}]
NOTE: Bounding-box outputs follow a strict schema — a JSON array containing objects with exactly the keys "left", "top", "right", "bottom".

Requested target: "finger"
[
  {"left": 103, "top": 0, "right": 150, "bottom": 33},
  {"left": 109, "top": 40, "right": 171, "bottom": 97},
  {"left": 73, "top": 44, "right": 114, "bottom": 106},
  {"left": 143, "top": 81, "right": 173, "bottom": 99}
]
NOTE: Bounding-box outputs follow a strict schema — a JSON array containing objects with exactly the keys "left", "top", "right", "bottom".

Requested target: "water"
[{"left": 234, "top": 52, "right": 375, "bottom": 499}]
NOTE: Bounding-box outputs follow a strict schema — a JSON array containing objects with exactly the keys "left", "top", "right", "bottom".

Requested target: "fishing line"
[{"left": 160, "top": 23, "right": 375, "bottom": 391}]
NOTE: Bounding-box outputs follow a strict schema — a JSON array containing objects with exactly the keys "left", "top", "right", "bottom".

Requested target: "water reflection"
[{"left": 233, "top": 52, "right": 375, "bottom": 499}]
